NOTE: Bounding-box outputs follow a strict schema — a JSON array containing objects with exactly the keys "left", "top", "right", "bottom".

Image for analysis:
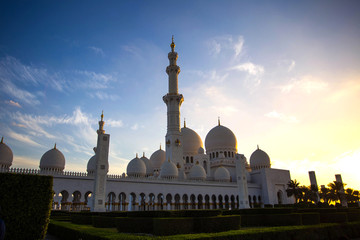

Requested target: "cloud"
[
  {"left": 107, "top": 119, "right": 123, "bottom": 128},
  {"left": 89, "top": 91, "right": 119, "bottom": 101},
  {"left": 279, "top": 75, "right": 328, "bottom": 94},
  {"left": 7, "top": 129, "right": 43, "bottom": 147},
  {"left": 1, "top": 80, "right": 40, "bottom": 105},
  {"left": 5, "top": 100, "right": 22, "bottom": 108},
  {"left": 89, "top": 46, "right": 105, "bottom": 56},
  {"left": 265, "top": 111, "right": 300, "bottom": 124},
  {"left": 73, "top": 70, "right": 115, "bottom": 89},
  {"left": 11, "top": 122, "right": 26, "bottom": 128},
  {"left": 131, "top": 123, "right": 139, "bottom": 130},
  {"left": 230, "top": 62, "right": 264, "bottom": 76},
  {"left": 207, "top": 35, "right": 245, "bottom": 58},
  {"left": 288, "top": 60, "right": 296, "bottom": 72}
]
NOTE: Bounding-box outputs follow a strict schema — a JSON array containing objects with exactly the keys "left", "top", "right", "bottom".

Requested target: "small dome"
[
  {"left": 127, "top": 154, "right": 146, "bottom": 177},
  {"left": 205, "top": 124, "right": 237, "bottom": 152},
  {"left": 140, "top": 153, "right": 153, "bottom": 176},
  {"left": 0, "top": 137, "right": 13, "bottom": 169},
  {"left": 150, "top": 147, "right": 166, "bottom": 170},
  {"left": 181, "top": 126, "right": 203, "bottom": 155},
  {"left": 250, "top": 146, "right": 271, "bottom": 170},
  {"left": 198, "top": 147, "right": 205, "bottom": 155},
  {"left": 40, "top": 144, "right": 65, "bottom": 171},
  {"left": 189, "top": 162, "right": 206, "bottom": 180},
  {"left": 214, "top": 166, "right": 230, "bottom": 182},
  {"left": 160, "top": 160, "right": 178, "bottom": 179},
  {"left": 87, "top": 155, "right": 96, "bottom": 174}
]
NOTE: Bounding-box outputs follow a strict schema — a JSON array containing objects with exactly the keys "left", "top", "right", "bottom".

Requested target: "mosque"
[{"left": 0, "top": 38, "right": 294, "bottom": 211}]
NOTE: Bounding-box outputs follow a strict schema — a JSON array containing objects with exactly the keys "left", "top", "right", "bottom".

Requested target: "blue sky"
[{"left": 1, "top": 0, "right": 360, "bottom": 189}]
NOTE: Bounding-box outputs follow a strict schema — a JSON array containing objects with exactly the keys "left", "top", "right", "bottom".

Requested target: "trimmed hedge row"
[
  {"left": 0, "top": 173, "right": 53, "bottom": 240},
  {"left": 92, "top": 216, "right": 117, "bottom": 228}
]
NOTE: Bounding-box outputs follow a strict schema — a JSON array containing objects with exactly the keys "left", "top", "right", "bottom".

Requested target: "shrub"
[
  {"left": 194, "top": 215, "right": 241, "bottom": 233},
  {"left": 0, "top": 173, "right": 53, "bottom": 240},
  {"left": 153, "top": 217, "right": 194, "bottom": 235},
  {"left": 92, "top": 216, "right": 117, "bottom": 228},
  {"left": 98, "top": 211, "right": 127, "bottom": 217},
  {"left": 264, "top": 204, "right": 273, "bottom": 208},
  {"left": 70, "top": 212, "right": 98, "bottom": 225},
  {"left": 126, "top": 210, "right": 173, "bottom": 218},
  {"left": 241, "top": 214, "right": 302, "bottom": 227},
  {"left": 177, "top": 209, "right": 222, "bottom": 217},
  {"left": 116, "top": 217, "right": 153, "bottom": 233},
  {"left": 320, "top": 212, "right": 348, "bottom": 223},
  {"left": 301, "top": 213, "right": 320, "bottom": 225},
  {"left": 347, "top": 211, "right": 360, "bottom": 222}
]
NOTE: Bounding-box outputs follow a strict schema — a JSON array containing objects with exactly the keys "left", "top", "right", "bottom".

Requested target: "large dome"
[
  {"left": 140, "top": 153, "right": 153, "bottom": 176},
  {"left": 127, "top": 154, "right": 146, "bottom": 177},
  {"left": 250, "top": 146, "right": 271, "bottom": 170},
  {"left": 150, "top": 147, "right": 166, "bottom": 169},
  {"left": 87, "top": 155, "right": 96, "bottom": 174},
  {"left": 181, "top": 126, "right": 203, "bottom": 155},
  {"left": 0, "top": 137, "right": 13, "bottom": 169},
  {"left": 214, "top": 166, "right": 230, "bottom": 182},
  {"left": 205, "top": 124, "right": 237, "bottom": 152},
  {"left": 40, "top": 144, "right": 65, "bottom": 171},
  {"left": 188, "top": 162, "right": 206, "bottom": 180},
  {"left": 159, "top": 160, "right": 178, "bottom": 179}
]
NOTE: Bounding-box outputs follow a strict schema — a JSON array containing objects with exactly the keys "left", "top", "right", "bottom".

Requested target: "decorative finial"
[
  {"left": 218, "top": 117, "right": 221, "bottom": 126},
  {"left": 54, "top": 143, "right": 57, "bottom": 149},
  {"left": 1, "top": 137, "right": 3, "bottom": 143},
  {"left": 101, "top": 110, "right": 104, "bottom": 121},
  {"left": 170, "top": 35, "right": 175, "bottom": 52},
  {"left": 184, "top": 118, "right": 186, "bottom": 128},
  {"left": 136, "top": 153, "right": 138, "bottom": 158},
  {"left": 143, "top": 152, "right": 145, "bottom": 157},
  {"left": 257, "top": 144, "right": 259, "bottom": 150},
  {"left": 160, "top": 143, "right": 162, "bottom": 150}
]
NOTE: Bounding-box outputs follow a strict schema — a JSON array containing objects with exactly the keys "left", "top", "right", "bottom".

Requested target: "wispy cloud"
[
  {"left": 73, "top": 70, "right": 115, "bottom": 89},
  {"left": 230, "top": 62, "right": 264, "bottom": 76},
  {"left": 265, "top": 111, "right": 300, "bottom": 124},
  {"left": 5, "top": 100, "right": 22, "bottom": 108},
  {"left": 89, "top": 46, "right": 105, "bottom": 56},
  {"left": 107, "top": 119, "right": 123, "bottom": 128},
  {"left": 131, "top": 123, "right": 139, "bottom": 130},
  {"left": 1, "top": 80, "right": 40, "bottom": 105},
  {"left": 7, "top": 129, "right": 43, "bottom": 147},
  {"left": 207, "top": 35, "right": 245, "bottom": 58},
  {"left": 89, "top": 91, "right": 119, "bottom": 101},
  {"left": 279, "top": 75, "right": 328, "bottom": 94},
  {"left": 288, "top": 60, "right": 296, "bottom": 72}
]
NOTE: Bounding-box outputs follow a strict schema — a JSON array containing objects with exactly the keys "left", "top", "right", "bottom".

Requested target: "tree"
[
  {"left": 328, "top": 181, "right": 346, "bottom": 204},
  {"left": 319, "top": 185, "right": 331, "bottom": 204},
  {"left": 286, "top": 180, "right": 301, "bottom": 203}
]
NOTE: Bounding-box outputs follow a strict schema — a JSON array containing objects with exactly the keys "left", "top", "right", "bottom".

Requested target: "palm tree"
[
  {"left": 319, "top": 185, "right": 331, "bottom": 204},
  {"left": 328, "top": 181, "right": 346, "bottom": 204},
  {"left": 286, "top": 180, "right": 301, "bottom": 203}
]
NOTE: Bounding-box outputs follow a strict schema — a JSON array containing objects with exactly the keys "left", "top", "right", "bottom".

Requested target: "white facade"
[{"left": 0, "top": 38, "right": 295, "bottom": 211}]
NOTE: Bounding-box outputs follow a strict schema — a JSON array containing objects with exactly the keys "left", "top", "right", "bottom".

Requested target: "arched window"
[
  {"left": 186, "top": 156, "right": 189, "bottom": 163},
  {"left": 191, "top": 156, "right": 193, "bottom": 163},
  {"left": 277, "top": 191, "right": 283, "bottom": 204},
  {"left": 224, "top": 151, "right": 227, "bottom": 157},
  {"left": 216, "top": 152, "right": 219, "bottom": 158}
]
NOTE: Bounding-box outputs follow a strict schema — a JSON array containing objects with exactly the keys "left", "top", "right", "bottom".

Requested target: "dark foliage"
[{"left": 0, "top": 173, "right": 53, "bottom": 240}]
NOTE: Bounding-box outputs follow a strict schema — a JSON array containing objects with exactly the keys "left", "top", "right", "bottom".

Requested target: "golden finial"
[
  {"left": 170, "top": 35, "right": 175, "bottom": 52},
  {"left": 143, "top": 152, "right": 145, "bottom": 157},
  {"left": 218, "top": 117, "right": 221, "bottom": 126},
  {"left": 101, "top": 110, "right": 104, "bottom": 121},
  {"left": 160, "top": 143, "right": 162, "bottom": 150},
  {"left": 184, "top": 118, "right": 186, "bottom": 128},
  {"left": 257, "top": 144, "right": 259, "bottom": 150},
  {"left": 136, "top": 153, "right": 138, "bottom": 158},
  {"left": 1, "top": 137, "right": 3, "bottom": 144},
  {"left": 54, "top": 143, "right": 57, "bottom": 149}
]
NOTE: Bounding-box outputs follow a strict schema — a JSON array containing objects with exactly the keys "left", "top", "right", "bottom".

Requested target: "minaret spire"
[
  {"left": 184, "top": 118, "right": 186, "bottom": 128},
  {"left": 163, "top": 37, "right": 184, "bottom": 173},
  {"left": 218, "top": 117, "right": 221, "bottom": 126},
  {"left": 1, "top": 137, "right": 3, "bottom": 144},
  {"left": 98, "top": 111, "right": 105, "bottom": 134}
]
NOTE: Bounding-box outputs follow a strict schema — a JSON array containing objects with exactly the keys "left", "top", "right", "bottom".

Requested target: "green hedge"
[
  {"left": 320, "top": 212, "right": 348, "bottom": 223},
  {"left": 116, "top": 217, "right": 153, "bottom": 233},
  {"left": 301, "top": 213, "right": 320, "bottom": 225},
  {"left": 70, "top": 212, "right": 97, "bottom": 225},
  {"left": 177, "top": 209, "right": 222, "bottom": 217},
  {"left": 153, "top": 217, "right": 194, "bottom": 236},
  {"left": 126, "top": 210, "right": 173, "bottom": 218},
  {"left": 194, "top": 215, "right": 241, "bottom": 233},
  {"left": 241, "top": 214, "right": 302, "bottom": 227},
  {"left": 347, "top": 211, "right": 360, "bottom": 222},
  {"left": 0, "top": 173, "right": 53, "bottom": 240},
  {"left": 92, "top": 216, "right": 117, "bottom": 228}
]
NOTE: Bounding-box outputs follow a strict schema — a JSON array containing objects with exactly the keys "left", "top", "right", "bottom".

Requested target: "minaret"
[
  {"left": 92, "top": 111, "right": 110, "bottom": 212},
  {"left": 163, "top": 36, "right": 184, "bottom": 172},
  {"left": 235, "top": 154, "right": 250, "bottom": 208}
]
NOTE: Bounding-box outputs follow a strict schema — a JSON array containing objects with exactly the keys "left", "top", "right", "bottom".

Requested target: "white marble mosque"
[{"left": 0, "top": 38, "right": 294, "bottom": 212}]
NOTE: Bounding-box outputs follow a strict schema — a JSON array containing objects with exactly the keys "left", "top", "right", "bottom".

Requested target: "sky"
[{"left": 0, "top": 0, "right": 359, "bottom": 189}]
